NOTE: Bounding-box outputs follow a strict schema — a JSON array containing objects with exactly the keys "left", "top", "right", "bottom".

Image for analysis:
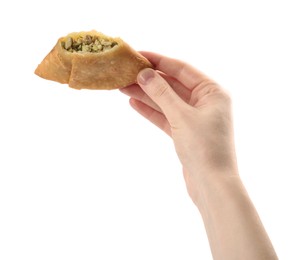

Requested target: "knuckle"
[
  {"left": 220, "top": 90, "right": 232, "bottom": 104},
  {"left": 153, "top": 82, "right": 169, "bottom": 98}
]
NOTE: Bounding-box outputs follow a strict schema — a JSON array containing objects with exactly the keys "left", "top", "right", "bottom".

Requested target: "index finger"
[{"left": 140, "top": 51, "right": 216, "bottom": 90}]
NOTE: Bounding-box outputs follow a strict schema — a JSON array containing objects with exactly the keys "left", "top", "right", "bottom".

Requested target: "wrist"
[
  {"left": 191, "top": 167, "right": 241, "bottom": 211},
  {"left": 192, "top": 168, "right": 278, "bottom": 259}
]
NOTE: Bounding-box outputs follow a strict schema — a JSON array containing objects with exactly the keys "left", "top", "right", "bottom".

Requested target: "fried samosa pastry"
[{"left": 35, "top": 31, "right": 152, "bottom": 90}]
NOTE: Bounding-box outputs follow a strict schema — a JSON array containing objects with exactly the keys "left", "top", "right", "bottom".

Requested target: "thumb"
[{"left": 137, "top": 68, "right": 188, "bottom": 121}]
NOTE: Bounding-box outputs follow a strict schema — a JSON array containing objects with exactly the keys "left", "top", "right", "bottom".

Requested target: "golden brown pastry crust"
[{"left": 35, "top": 31, "right": 152, "bottom": 90}]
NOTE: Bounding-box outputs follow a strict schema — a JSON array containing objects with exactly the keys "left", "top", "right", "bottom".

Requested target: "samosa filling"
[{"left": 62, "top": 35, "right": 118, "bottom": 53}]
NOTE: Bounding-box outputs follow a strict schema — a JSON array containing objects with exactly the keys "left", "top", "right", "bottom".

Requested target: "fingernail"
[{"left": 138, "top": 68, "right": 155, "bottom": 85}]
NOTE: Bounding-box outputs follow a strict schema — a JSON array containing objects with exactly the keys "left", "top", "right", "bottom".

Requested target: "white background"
[{"left": 1, "top": 0, "right": 305, "bottom": 259}]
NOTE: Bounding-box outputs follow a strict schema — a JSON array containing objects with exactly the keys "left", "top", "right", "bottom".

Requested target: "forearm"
[{"left": 196, "top": 171, "right": 278, "bottom": 260}]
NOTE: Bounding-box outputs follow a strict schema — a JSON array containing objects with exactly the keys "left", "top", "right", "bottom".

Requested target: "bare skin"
[{"left": 120, "top": 52, "right": 278, "bottom": 260}]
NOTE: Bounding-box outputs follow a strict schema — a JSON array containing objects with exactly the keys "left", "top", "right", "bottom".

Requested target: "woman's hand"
[
  {"left": 120, "top": 52, "right": 237, "bottom": 204},
  {"left": 120, "top": 52, "right": 277, "bottom": 259}
]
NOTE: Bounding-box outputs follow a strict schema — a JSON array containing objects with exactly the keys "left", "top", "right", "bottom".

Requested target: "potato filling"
[{"left": 62, "top": 35, "right": 118, "bottom": 53}]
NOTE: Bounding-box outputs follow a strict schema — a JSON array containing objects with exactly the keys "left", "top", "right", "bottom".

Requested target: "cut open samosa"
[{"left": 35, "top": 31, "right": 152, "bottom": 90}]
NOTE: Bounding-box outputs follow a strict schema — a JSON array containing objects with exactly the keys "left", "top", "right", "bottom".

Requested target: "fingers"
[
  {"left": 120, "top": 74, "right": 192, "bottom": 111},
  {"left": 137, "top": 68, "right": 189, "bottom": 124},
  {"left": 120, "top": 84, "right": 161, "bottom": 113},
  {"left": 129, "top": 98, "right": 171, "bottom": 136},
  {"left": 140, "top": 51, "right": 217, "bottom": 90},
  {"left": 159, "top": 73, "right": 191, "bottom": 104}
]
